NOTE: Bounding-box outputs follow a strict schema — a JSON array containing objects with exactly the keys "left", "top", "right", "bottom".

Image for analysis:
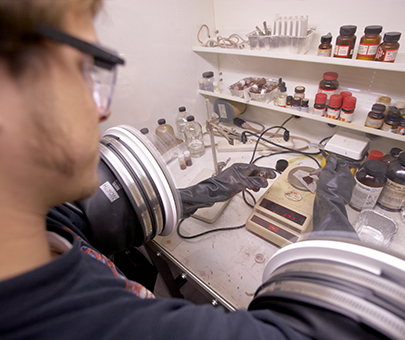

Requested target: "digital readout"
[{"left": 259, "top": 198, "right": 306, "bottom": 226}]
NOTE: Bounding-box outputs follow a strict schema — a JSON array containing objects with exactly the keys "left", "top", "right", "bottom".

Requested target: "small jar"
[
  {"left": 339, "top": 96, "right": 357, "bottom": 122},
  {"left": 334, "top": 25, "right": 357, "bottom": 59},
  {"left": 326, "top": 94, "right": 342, "bottom": 119},
  {"left": 286, "top": 95, "right": 293, "bottom": 108},
  {"left": 318, "top": 72, "right": 339, "bottom": 102},
  {"left": 317, "top": 33, "right": 332, "bottom": 57},
  {"left": 381, "top": 108, "right": 401, "bottom": 133},
  {"left": 375, "top": 32, "right": 401, "bottom": 62},
  {"left": 397, "top": 117, "right": 405, "bottom": 135},
  {"left": 365, "top": 103, "right": 386, "bottom": 129},
  {"left": 202, "top": 71, "right": 214, "bottom": 91},
  {"left": 301, "top": 98, "right": 309, "bottom": 112},
  {"left": 313, "top": 93, "right": 327, "bottom": 116},
  {"left": 294, "top": 86, "right": 306, "bottom": 99},
  {"left": 395, "top": 101, "right": 405, "bottom": 115},
  {"left": 381, "top": 147, "right": 403, "bottom": 167},
  {"left": 292, "top": 97, "right": 301, "bottom": 110},
  {"left": 349, "top": 160, "right": 388, "bottom": 211},
  {"left": 356, "top": 25, "right": 383, "bottom": 61}
]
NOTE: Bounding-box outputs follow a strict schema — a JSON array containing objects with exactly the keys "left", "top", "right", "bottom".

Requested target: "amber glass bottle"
[
  {"left": 356, "top": 25, "right": 383, "bottom": 60},
  {"left": 317, "top": 33, "right": 332, "bottom": 57},
  {"left": 334, "top": 25, "right": 357, "bottom": 59},
  {"left": 375, "top": 32, "right": 402, "bottom": 62}
]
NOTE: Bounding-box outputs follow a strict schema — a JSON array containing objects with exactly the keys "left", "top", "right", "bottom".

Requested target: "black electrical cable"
[
  {"left": 243, "top": 127, "right": 321, "bottom": 168},
  {"left": 176, "top": 218, "right": 245, "bottom": 239}
]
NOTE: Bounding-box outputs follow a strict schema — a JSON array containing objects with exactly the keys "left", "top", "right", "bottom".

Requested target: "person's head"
[{"left": 0, "top": 0, "right": 123, "bottom": 212}]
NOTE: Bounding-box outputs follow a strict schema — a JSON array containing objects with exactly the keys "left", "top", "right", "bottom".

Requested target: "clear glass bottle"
[
  {"left": 184, "top": 150, "right": 193, "bottom": 166},
  {"left": 175, "top": 106, "right": 188, "bottom": 140},
  {"left": 350, "top": 160, "right": 388, "bottom": 211},
  {"left": 356, "top": 25, "right": 383, "bottom": 60},
  {"left": 277, "top": 83, "right": 287, "bottom": 108},
  {"left": 377, "top": 153, "right": 405, "bottom": 212},
  {"left": 155, "top": 118, "right": 182, "bottom": 152},
  {"left": 183, "top": 115, "right": 205, "bottom": 158}
]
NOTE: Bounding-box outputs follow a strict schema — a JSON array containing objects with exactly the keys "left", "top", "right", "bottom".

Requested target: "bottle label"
[
  {"left": 317, "top": 48, "right": 332, "bottom": 57},
  {"left": 217, "top": 103, "right": 228, "bottom": 120},
  {"left": 381, "top": 123, "right": 398, "bottom": 133},
  {"left": 378, "top": 178, "right": 405, "bottom": 210},
  {"left": 339, "top": 111, "right": 353, "bottom": 122},
  {"left": 376, "top": 47, "right": 399, "bottom": 62},
  {"left": 398, "top": 126, "right": 405, "bottom": 135},
  {"left": 326, "top": 107, "right": 340, "bottom": 119},
  {"left": 365, "top": 116, "right": 384, "bottom": 129},
  {"left": 334, "top": 44, "right": 350, "bottom": 57},
  {"left": 350, "top": 178, "right": 383, "bottom": 210},
  {"left": 357, "top": 43, "right": 379, "bottom": 57},
  {"left": 312, "top": 107, "right": 325, "bottom": 116}
]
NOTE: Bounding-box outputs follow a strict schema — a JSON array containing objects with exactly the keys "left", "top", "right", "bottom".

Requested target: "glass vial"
[
  {"left": 155, "top": 118, "right": 182, "bottom": 152},
  {"left": 184, "top": 115, "right": 205, "bottom": 158},
  {"left": 334, "top": 25, "right": 357, "bottom": 59},
  {"left": 184, "top": 150, "right": 193, "bottom": 166},
  {"left": 375, "top": 32, "right": 401, "bottom": 63},
  {"left": 356, "top": 25, "right": 383, "bottom": 60},
  {"left": 202, "top": 71, "right": 214, "bottom": 91},
  {"left": 313, "top": 93, "right": 327, "bottom": 116},
  {"left": 178, "top": 154, "right": 187, "bottom": 170},
  {"left": 317, "top": 33, "right": 332, "bottom": 57},
  {"left": 301, "top": 98, "right": 309, "bottom": 112},
  {"left": 175, "top": 106, "right": 188, "bottom": 140},
  {"left": 277, "top": 83, "right": 287, "bottom": 108},
  {"left": 349, "top": 160, "right": 388, "bottom": 211}
]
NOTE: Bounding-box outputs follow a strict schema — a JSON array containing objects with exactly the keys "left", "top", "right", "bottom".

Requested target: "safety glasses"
[{"left": 37, "top": 26, "right": 125, "bottom": 117}]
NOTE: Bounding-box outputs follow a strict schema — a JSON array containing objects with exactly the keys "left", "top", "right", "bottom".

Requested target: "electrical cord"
[
  {"left": 176, "top": 218, "right": 245, "bottom": 239},
  {"left": 197, "top": 24, "right": 249, "bottom": 49}
]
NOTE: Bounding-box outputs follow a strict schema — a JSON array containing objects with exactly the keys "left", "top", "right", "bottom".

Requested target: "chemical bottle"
[
  {"left": 339, "top": 96, "right": 357, "bottom": 122},
  {"left": 349, "top": 160, "right": 388, "bottom": 211},
  {"left": 365, "top": 103, "right": 385, "bottom": 129},
  {"left": 318, "top": 72, "right": 339, "bottom": 103},
  {"left": 381, "top": 147, "right": 402, "bottom": 167},
  {"left": 286, "top": 95, "right": 293, "bottom": 108},
  {"left": 301, "top": 98, "right": 309, "bottom": 112},
  {"left": 183, "top": 115, "right": 205, "bottom": 158},
  {"left": 184, "top": 150, "right": 193, "bottom": 166},
  {"left": 334, "top": 25, "right": 357, "bottom": 59},
  {"left": 155, "top": 118, "right": 182, "bottom": 153},
  {"left": 140, "top": 127, "right": 165, "bottom": 154},
  {"left": 381, "top": 108, "right": 401, "bottom": 133},
  {"left": 376, "top": 95, "right": 391, "bottom": 116},
  {"left": 277, "top": 83, "right": 287, "bottom": 108},
  {"left": 317, "top": 33, "right": 332, "bottom": 57},
  {"left": 175, "top": 106, "right": 188, "bottom": 140},
  {"left": 326, "top": 94, "right": 342, "bottom": 119},
  {"left": 377, "top": 152, "right": 405, "bottom": 212},
  {"left": 178, "top": 154, "right": 187, "bottom": 170},
  {"left": 375, "top": 32, "right": 402, "bottom": 63},
  {"left": 202, "top": 71, "right": 214, "bottom": 91},
  {"left": 313, "top": 93, "right": 327, "bottom": 116},
  {"left": 340, "top": 91, "right": 352, "bottom": 99},
  {"left": 356, "top": 25, "right": 383, "bottom": 61},
  {"left": 292, "top": 97, "right": 301, "bottom": 110},
  {"left": 398, "top": 117, "right": 405, "bottom": 135},
  {"left": 294, "top": 86, "right": 306, "bottom": 99}
]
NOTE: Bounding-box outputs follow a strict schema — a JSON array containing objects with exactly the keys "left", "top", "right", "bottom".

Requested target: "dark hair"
[{"left": 0, "top": 0, "right": 103, "bottom": 76}]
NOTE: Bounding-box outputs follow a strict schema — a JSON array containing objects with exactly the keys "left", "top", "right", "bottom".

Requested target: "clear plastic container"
[
  {"left": 175, "top": 106, "right": 188, "bottom": 140},
  {"left": 183, "top": 115, "right": 205, "bottom": 158}
]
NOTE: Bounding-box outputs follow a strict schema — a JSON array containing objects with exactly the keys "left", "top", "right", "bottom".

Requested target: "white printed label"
[
  {"left": 100, "top": 181, "right": 120, "bottom": 203},
  {"left": 350, "top": 178, "right": 383, "bottom": 210},
  {"left": 365, "top": 117, "right": 384, "bottom": 129},
  {"left": 357, "top": 43, "right": 378, "bottom": 57},
  {"left": 312, "top": 107, "right": 325, "bottom": 116},
  {"left": 326, "top": 108, "right": 340, "bottom": 119},
  {"left": 339, "top": 111, "right": 353, "bottom": 122},
  {"left": 334, "top": 45, "right": 350, "bottom": 57},
  {"left": 218, "top": 104, "right": 228, "bottom": 119}
]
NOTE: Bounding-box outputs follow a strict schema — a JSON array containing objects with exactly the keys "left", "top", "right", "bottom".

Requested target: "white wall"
[{"left": 96, "top": 0, "right": 405, "bottom": 152}]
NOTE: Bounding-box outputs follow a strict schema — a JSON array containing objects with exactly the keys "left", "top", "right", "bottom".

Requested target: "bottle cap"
[
  {"left": 315, "top": 93, "right": 327, "bottom": 104},
  {"left": 286, "top": 95, "right": 294, "bottom": 105},
  {"left": 186, "top": 115, "right": 195, "bottom": 122},
  {"left": 294, "top": 86, "right": 305, "bottom": 93},
  {"left": 179, "top": 106, "right": 186, "bottom": 112},
  {"left": 339, "top": 25, "right": 357, "bottom": 36},
  {"left": 366, "top": 150, "right": 384, "bottom": 162},
  {"left": 340, "top": 91, "right": 352, "bottom": 99},
  {"left": 383, "top": 32, "right": 401, "bottom": 42},
  {"left": 376, "top": 95, "right": 391, "bottom": 106},
  {"left": 184, "top": 150, "right": 191, "bottom": 157},
  {"left": 321, "top": 34, "right": 332, "bottom": 43},
  {"left": 158, "top": 118, "right": 166, "bottom": 125},
  {"left": 203, "top": 71, "right": 214, "bottom": 78},
  {"left": 386, "top": 108, "right": 401, "bottom": 120},
  {"left": 323, "top": 72, "right": 339, "bottom": 80},
  {"left": 363, "top": 160, "right": 387, "bottom": 177},
  {"left": 140, "top": 128, "right": 149, "bottom": 134},
  {"left": 398, "top": 152, "right": 405, "bottom": 167},
  {"left": 390, "top": 147, "right": 403, "bottom": 157},
  {"left": 371, "top": 103, "right": 386, "bottom": 113},
  {"left": 364, "top": 25, "right": 383, "bottom": 35},
  {"left": 329, "top": 94, "right": 343, "bottom": 107},
  {"left": 342, "top": 96, "right": 357, "bottom": 110},
  {"left": 279, "top": 84, "right": 287, "bottom": 92},
  {"left": 395, "top": 101, "right": 405, "bottom": 110}
]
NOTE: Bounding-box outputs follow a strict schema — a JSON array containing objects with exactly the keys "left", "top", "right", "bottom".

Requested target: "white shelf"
[
  {"left": 192, "top": 46, "right": 405, "bottom": 73},
  {"left": 199, "top": 90, "right": 405, "bottom": 143}
]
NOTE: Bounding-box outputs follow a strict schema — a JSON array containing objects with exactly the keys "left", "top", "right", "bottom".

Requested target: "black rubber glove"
[
  {"left": 311, "top": 154, "right": 358, "bottom": 237},
  {"left": 178, "top": 163, "right": 276, "bottom": 218}
]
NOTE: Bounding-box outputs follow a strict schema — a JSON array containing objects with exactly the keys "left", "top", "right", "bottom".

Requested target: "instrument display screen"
[{"left": 259, "top": 198, "right": 307, "bottom": 226}]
